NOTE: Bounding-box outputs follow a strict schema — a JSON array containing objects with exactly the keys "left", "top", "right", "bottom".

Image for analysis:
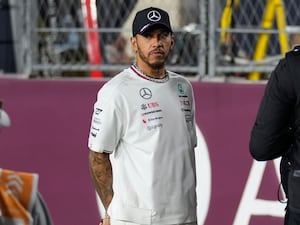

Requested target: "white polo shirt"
[{"left": 88, "top": 66, "right": 197, "bottom": 225}]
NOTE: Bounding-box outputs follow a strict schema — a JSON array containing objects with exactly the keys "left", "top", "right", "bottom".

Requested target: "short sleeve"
[{"left": 88, "top": 88, "right": 123, "bottom": 153}]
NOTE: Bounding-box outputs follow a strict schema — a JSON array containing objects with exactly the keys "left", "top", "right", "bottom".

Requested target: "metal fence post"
[
  {"left": 23, "top": 0, "right": 33, "bottom": 77},
  {"left": 208, "top": 0, "right": 216, "bottom": 77},
  {"left": 198, "top": 0, "right": 207, "bottom": 78}
]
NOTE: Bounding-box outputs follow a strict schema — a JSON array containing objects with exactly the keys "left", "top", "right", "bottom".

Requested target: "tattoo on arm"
[{"left": 89, "top": 151, "right": 113, "bottom": 211}]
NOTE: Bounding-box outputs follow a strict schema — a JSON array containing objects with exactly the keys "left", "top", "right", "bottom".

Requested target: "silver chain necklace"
[{"left": 132, "top": 64, "right": 169, "bottom": 83}]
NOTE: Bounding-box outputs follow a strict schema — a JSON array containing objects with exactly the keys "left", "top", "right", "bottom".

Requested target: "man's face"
[{"left": 131, "top": 26, "right": 175, "bottom": 70}]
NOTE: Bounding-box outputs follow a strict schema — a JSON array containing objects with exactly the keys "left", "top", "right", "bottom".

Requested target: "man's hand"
[{"left": 99, "top": 215, "right": 110, "bottom": 225}]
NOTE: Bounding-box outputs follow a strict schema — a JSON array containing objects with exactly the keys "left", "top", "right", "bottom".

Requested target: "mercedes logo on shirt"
[
  {"left": 147, "top": 10, "right": 161, "bottom": 22},
  {"left": 139, "top": 88, "right": 152, "bottom": 99}
]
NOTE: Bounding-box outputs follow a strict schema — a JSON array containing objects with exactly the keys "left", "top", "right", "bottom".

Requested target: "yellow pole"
[
  {"left": 275, "top": 0, "right": 290, "bottom": 53},
  {"left": 248, "top": 0, "right": 289, "bottom": 80},
  {"left": 248, "top": 0, "right": 276, "bottom": 80},
  {"left": 220, "top": 0, "right": 234, "bottom": 44},
  {"left": 220, "top": 0, "right": 239, "bottom": 44}
]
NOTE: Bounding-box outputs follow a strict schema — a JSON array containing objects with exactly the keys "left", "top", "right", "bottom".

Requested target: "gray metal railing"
[{"left": 10, "top": 0, "right": 300, "bottom": 80}]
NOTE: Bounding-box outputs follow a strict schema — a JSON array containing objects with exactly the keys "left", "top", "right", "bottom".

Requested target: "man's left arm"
[{"left": 250, "top": 59, "right": 295, "bottom": 161}]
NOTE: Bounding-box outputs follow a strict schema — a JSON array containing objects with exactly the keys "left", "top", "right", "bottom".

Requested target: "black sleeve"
[{"left": 249, "top": 58, "right": 295, "bottom": 161}]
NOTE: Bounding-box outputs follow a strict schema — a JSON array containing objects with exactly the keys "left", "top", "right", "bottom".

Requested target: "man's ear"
[
  {"left": 130, "top": 36, "right": 138, "bottom": 52},
  {"left": 170, "top": 34, "right": 175, "bottom": 50}
]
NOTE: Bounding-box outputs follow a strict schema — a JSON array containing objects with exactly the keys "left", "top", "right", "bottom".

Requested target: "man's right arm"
[
  {"left": 88, "top": 150, "right": 113, "bottom": 213},
  {"left": 250, "top": 59, "right": 295, "bottom": 161}
]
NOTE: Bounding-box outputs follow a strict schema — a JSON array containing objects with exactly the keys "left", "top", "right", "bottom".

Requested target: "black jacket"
[{"left": 250, "top": 46, "right": 300, "bottom": 167}]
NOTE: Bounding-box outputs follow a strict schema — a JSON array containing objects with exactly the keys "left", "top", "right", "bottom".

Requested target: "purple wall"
[{"left": 0, "top": 78, "right": 284, "bottom": 225}]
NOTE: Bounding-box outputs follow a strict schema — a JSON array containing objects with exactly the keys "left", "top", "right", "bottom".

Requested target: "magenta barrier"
[{"left": 0, "top": 78, "right": 284, "bottom": 225}]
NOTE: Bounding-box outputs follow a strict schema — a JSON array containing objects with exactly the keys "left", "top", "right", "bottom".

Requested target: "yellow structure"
[
  {"left": 220, "top": 0, "right": 240, "bottom": 45},
  {"left": 249, "top": 0, "right": 290, "bottom": 80},
  {"left": 221, "top": 0, "right": 290, "bottom": 80}
]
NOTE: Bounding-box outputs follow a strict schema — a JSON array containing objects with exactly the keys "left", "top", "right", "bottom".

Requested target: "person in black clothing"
[{"left": 250, "top": 45, "right": 300, "bottom": 225}]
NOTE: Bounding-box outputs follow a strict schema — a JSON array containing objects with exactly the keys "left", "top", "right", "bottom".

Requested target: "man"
[
  {"left": 250, "top": 46, "right": 300, "bottom": 225},
  {"left": 88, "top": 7, "right": 198, "bottom": 225}
]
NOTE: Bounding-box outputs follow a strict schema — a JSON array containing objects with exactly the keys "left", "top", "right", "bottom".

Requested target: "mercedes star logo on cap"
[{"left": 147, "top": 10, "right": 161, "bottom": 22}]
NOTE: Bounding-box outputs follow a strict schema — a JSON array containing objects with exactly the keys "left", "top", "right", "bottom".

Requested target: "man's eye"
[{"left": 161, "top": 32, "right": 169, "bottom": 38}]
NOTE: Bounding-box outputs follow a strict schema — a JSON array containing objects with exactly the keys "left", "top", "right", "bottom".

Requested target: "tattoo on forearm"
[{"left": 89, "top": 151, "right": 113, "bottom": 210}]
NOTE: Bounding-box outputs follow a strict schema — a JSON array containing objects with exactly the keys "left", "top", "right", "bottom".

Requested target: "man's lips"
[{"left": 150, "top": 50, "right": 164, "bottom": 56}]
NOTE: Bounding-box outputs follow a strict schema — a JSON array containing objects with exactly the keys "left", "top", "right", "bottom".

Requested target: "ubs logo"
[{"left": 139, "top": 88, "right": 152, "bottom": 99}]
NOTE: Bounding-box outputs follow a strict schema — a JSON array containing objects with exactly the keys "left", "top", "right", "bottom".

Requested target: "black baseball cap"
[{"left": 132, "top": 7, "right": 173, "bottom": 36}]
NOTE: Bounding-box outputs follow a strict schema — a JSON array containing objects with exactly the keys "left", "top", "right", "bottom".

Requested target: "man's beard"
[{"left": 137, "top": 46, "right": 169, "bottom": 70}]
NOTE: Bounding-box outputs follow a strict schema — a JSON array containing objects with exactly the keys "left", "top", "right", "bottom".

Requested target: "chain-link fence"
[
  {"left": 209, "top": 0, "right": 300, "bottom": 80},
  {"left": 18, "top": 0, "right": 205, "bottom": 78},
  {"left": 7, "top": 0, "right": 300, "bottom": 80}
]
